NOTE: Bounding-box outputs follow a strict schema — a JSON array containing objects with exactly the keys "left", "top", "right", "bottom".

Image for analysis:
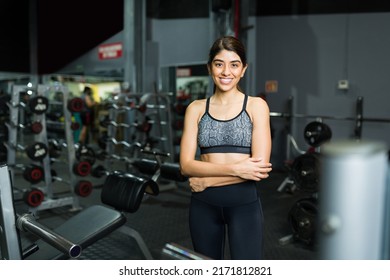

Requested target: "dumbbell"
[
  {"left": 97, "top": 134, "right": 140, "bottom": 149},
  {"left": 51, "top": 169, "right": 93, "bottom": 197},
  {"left": 67, "top": 97, "right": 84, "bottom": 112},
  {"left": 6, "top": 142, "right": 48, "bottom": 161},
  {"left": 49, "top": 156, "right": 91, "bottom": 177},
  {"left": 28, "top": 96, "right": 49, "bottom": 115},
  {"left": 91, "top": 165, "right": 110, "bottom": 178},
  {"left": 8, "top": 121, "right": 43, "bottom": 134},
  {"left": 73, "top": 161, "right": 92, "bottom": 177},
  {"left": 23, "top": 188, "right": 45, "bottom": 207},
  {"left": 7, "top": 95, "right": 49, "bottom": 115},
  {"left": 105, "top": 102, "right": 147, "bottom": 113},
  {"left": 99, "top": 115, "right": 152, "bottom": 133},
  {"left": 11, "top": 163, "right": 45, "bottom": 184},
  {"left": 75, "top": 144, "right": 96, "bottom": 165},
  {"left": 48, "top": 140, "right": 96, "bottom": 165}
]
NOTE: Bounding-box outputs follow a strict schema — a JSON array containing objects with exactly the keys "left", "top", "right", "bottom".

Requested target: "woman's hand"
[
  {"left": 234, "top": 157, "right": 272, "bottom": 181},
  {"left": 189, "top": 177, "right": 207, "bottom": 192}
]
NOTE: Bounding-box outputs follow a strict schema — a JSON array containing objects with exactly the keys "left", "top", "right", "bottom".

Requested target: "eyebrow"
[{"left": 213, "top": 59, "right": 242, "bottom": 64}]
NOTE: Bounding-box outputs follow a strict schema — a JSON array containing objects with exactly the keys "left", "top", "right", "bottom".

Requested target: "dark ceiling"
[{"left": 1, "top": 0, "right": 390, "bottom": 75}]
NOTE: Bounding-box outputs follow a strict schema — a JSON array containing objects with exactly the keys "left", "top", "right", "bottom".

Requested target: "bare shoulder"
[
  {"left": 185, "top": 98, "right": 207, "bottom": 118},
  {"left": 187, "top": 98, "right": 206, "bottom": 111},
  {"left": 247, "top": 96, "right": 270, "bottom": 114}
]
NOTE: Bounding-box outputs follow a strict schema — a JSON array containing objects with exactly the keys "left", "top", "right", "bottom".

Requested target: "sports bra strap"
[
  {"left": 205, "top": 97, "right": 211, "bottom": 112},
  {"left": 242, "top": 94, "right": 248, "bottom": 111},
  {"left": 206, "top": 94, "right": 247, "bottom": 113}
]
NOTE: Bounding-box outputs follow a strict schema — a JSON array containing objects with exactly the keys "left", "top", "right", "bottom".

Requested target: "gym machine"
[
  {"left": 319, "top": 140, "right": 389, "bottom": 259},
  {"left": 0, "top": 163, "right": 81, "bottom": 259},
  {"left": 1, "top": 146, "right": 187, "bottom": 260},
  {"left": 0, "top": 159, "right": 154, "bottom": 260}
]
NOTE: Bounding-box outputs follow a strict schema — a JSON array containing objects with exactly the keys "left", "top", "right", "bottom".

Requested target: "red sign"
[
  {"left": 98, "top": 42, "right": 123, "bottom": 60},
  {"left": 176, "top": 68, "right": 191, "bottom": 77},
  {"left": 265, "top": 80, "right": 278, "bottom": 93}
]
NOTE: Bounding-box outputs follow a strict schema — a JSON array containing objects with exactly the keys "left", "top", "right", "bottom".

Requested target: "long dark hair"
[{"left": 207, "top": 36, "right": 247, "bottom": 93}]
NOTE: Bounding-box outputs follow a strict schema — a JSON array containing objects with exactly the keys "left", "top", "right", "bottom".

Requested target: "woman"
[
  {"left": 79, "top": 86, "right": 96, "bottom": 144},
  {"left": 180, "top": 36, "right": 272, "bottom": 260}
]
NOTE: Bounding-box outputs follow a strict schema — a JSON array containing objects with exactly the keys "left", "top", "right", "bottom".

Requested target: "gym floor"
[{"left": 10, "top": 151, "right": 319, "bottom": 260}]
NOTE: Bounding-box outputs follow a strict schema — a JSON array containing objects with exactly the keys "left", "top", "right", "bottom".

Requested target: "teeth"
[{"left": 220, "top": 78, "right": 232, "bottom": 84}]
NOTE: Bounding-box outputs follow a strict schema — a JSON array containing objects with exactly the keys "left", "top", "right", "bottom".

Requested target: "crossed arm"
[{"left": 179, "top": 97, "right": 272, "bottom": 192}]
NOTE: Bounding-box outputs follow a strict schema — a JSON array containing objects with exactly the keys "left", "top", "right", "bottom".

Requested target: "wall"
[
  {"left": 255, "top": 13, "right": 390, "bottom": 166},
  {"left": 151, "top": 18, "right": 211, "bottom": 67}
]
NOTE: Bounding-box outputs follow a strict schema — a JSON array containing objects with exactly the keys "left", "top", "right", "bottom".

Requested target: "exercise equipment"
[
  {"left": 50, "top": 170, "right": 93, "bottom": 198},
  {"left": 24, "top": 168, "right": 159, "bottom": 260},
  {"left": 99, "top": 115, "right": 153, "bottom": 133},
  {"left": 0, "top": 164, "right": 82, "bottom": 259},
  {"left": 303, "top": 121, "right": 332, "bottom": 147},
  {"left": 278, "top": 119, "right": 331, "bottom": 194},
  {"left": 6, "top": 121, "right": 43, "bottom": 134},
  {"left": 67, "top": 97, "right": 84, "bottom": 113},
  {"left": 101, "top": 92, "right": 175, "bottom": 175},
  {"left": 1, "top": 146, "right": 178, "bottom": 259},
  {"left": 28, "top": 96, "right": 49, "bottom": 114},
  {"left": 5, "top": 85, "right": 86, "bottom": 214},
  {"left": 75, "top": 144, "right": 96, "bottom": 165},
  {"left": 270, "top": 96, "right": 390, "bottom": 145},
  {"left": 101, "top": 171, "right": 158, "bottom": 213},
  {"left": 11, "top": 163, "right": 45, "bottom": 184},
  {"left": 319, "top": 140, "right": 389, "bottom": 260},
  {"left": 5, "top": 142, "right": 49, "bottom": 161},
  {"left": 23, "top": 188, "right": 45, "bottom": 207},
  {"left": 161, "top": 242, "right": 211, "bottom": 260},
  {"left": 288, "top": 197, "right": 318, "bottom": 246},
  {"left": 47, "top": 140, "right": 93, "bottom": 176},
  {"left": 5, "top": 93, "right": 49, "bottom": 115},
  {"left": 72, "top": 161, "right": 92, "bottom": 177},
  {"left": 290, "top": 152, "right": 321, "bottom": 192},
  {"left": 93, "top": 157, "right": 187, "bottom": 183}
]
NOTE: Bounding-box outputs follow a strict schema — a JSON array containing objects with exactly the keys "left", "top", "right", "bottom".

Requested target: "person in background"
[
  {"left": 180, "top": 36, "right": 272, "bottom": 260},
  {"left": 79, "top": 86, "right": 96, "bottom": 144}
]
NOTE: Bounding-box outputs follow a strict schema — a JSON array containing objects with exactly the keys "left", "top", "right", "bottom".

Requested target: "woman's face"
[{"left": 208, "top": 49, "right": 248, "bottom": 93}]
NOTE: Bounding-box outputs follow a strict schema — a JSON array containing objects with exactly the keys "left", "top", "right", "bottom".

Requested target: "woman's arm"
[
  {"left": 180, "top": 100, "right": 267, "bottom": 180},
  {"left": 249, "top": 96, "right": 272, "bottom": 163},
  {"left": 85, "top": 95, "right": 95, "bottom": 108},
  {"left": 186, "top": 97, "right": 273, "bottom": 192}
]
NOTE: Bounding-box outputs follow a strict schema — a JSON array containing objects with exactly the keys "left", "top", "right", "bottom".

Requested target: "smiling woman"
[{"left": 179, "top": 36, "right": 273, "bottom": 260}]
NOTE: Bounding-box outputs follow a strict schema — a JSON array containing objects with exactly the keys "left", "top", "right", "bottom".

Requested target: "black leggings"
[{"left": 189, "top": 181, "right": 264, "bottom": 260}]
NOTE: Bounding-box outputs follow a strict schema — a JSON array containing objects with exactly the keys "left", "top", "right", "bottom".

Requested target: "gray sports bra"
[{"left": 197, "top": 94, "right": 252, "bottom": 154}]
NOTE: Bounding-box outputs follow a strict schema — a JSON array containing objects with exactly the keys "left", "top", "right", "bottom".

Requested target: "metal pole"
[
  {"left": 123, "top": 0, "right": 136, "bottom": 90},
  {"left": 0, "top": 164, "right": 22, "bottom": 259}
]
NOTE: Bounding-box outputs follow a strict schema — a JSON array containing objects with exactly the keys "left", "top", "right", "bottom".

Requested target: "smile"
[{"left": 219, "top": 78, "right": 233, "bottom": 84}]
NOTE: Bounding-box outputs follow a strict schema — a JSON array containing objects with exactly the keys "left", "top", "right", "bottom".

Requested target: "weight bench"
[
  {"left": 0, "top": 162, "right": 159, "bottom": 260},
  {"left": 24, "top": 205, "right": 126, "bottom": 259}
]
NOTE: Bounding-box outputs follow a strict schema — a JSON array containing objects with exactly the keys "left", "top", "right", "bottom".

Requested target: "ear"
[
  {"left": 207, "top": 64, "right": 211, "bottom": 75},
  {"left": 241, "top": 63, "right": 248, "bottom": 78}
]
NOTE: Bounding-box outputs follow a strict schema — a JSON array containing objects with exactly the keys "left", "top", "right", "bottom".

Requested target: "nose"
[{"left": 221, "top": 65, "right": 230, "bottom": 75}]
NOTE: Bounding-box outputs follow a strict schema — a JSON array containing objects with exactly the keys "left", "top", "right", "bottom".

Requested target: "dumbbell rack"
[
  {"left": 103, "top": 92, "right": 174, "bottom": 172},
  {"left": 6, "top": 84, "right": 81, "bottom": 214}
]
